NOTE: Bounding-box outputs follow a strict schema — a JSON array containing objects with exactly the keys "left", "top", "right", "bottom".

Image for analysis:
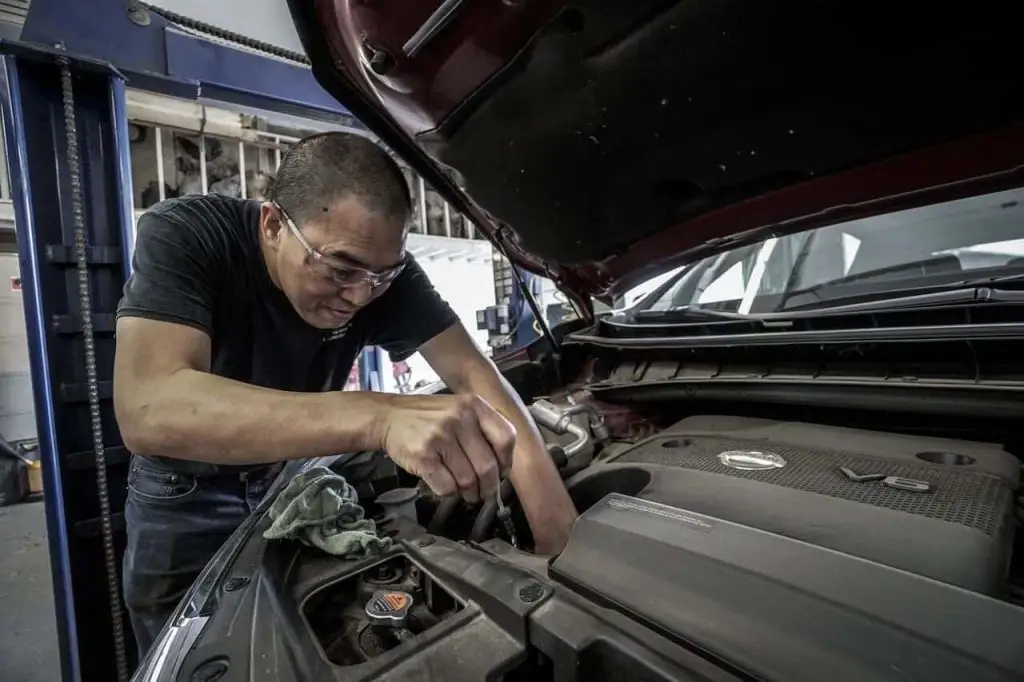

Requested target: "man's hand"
[
  {"left": 379, "top": 393, "right": 516, "bottom": 503},
  {"left": 415, "top": 325, "right": 579, "bottom": 555}
]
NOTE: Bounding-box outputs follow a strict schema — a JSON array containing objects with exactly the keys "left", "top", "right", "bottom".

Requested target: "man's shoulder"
[
  {"left": 143, "top": 194, "right": 259, "bottom": 231},
  {"left": 138, "top": 194, "right": 261, "bottom": 257},
  {"left": 120, "top": 195, "right": 266, "bottom": 334}
]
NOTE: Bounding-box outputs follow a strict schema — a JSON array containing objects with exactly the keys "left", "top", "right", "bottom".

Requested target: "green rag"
[{"left": 263, "top": 466, "right": 392, "bottom": 557}]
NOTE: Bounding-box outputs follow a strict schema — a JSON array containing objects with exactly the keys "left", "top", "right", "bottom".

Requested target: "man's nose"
[{"left": 341, "top": 280, "right": 374, "bottom": 306}]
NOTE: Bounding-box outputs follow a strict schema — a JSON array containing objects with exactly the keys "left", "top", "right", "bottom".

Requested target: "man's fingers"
[
  {"left": 455, "top": 420, "right": 501, "bottom": 500},
  {"left": 472, "top": 398, "right": 517, "bottom": 474},
  {"left": 418, "top": 458, "right": 459, "bottom": 499},
  {"left": 387, "top": 394, "right": 516, "bottom": 504},
  {"left": 438, "top": 442, "right": 481, "bottom": 503}
]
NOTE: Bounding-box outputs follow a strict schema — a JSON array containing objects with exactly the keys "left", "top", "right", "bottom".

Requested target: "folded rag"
[{"left": 263, "top": 466, "right": 392, "bottom": 557}]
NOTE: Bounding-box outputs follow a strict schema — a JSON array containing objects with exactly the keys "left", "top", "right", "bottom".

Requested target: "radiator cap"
[{"left": 365, "top": 589, "right": 413, "bottom": 627}]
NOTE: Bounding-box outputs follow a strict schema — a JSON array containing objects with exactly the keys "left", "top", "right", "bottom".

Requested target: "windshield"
[{"left": 639, "top": 187, "right": 1024, "bottom": 315}]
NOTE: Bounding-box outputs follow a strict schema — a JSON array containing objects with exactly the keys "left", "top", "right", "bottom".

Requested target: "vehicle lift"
[{"left": 0, "top": 2, "right": 363, "bottom": 679}]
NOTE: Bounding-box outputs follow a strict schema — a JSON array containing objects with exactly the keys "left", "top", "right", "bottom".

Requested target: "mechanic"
[{"left": 112, "top": 132, "right": 578, "bottom": 659}]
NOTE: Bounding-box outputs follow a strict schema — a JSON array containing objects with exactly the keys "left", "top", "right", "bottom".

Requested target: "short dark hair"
[{"left": 266, "top": 132, "right": 411, "bottom": 227}]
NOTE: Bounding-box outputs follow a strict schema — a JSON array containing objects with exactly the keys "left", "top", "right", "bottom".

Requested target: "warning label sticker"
[{"left": 606, "top": 496, "right": 715, "bottom": 534}]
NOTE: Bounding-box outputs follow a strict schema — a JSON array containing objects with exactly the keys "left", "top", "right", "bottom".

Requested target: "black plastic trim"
[
  {"left": 551, "top": 493, "right": 1024, "bottom": 682},
  {"left": 566, "top": 321, "right": 1024, "bottom": 349}
]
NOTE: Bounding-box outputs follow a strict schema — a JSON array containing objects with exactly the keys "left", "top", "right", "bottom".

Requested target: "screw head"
[
  {"left": 361, "top": 40, "right": 395, "bottom": 76},
  {"left": 127, "top": 6, "right": 152, "bottom": 26},
  {"left": 518, "top": 582, "right": 545, "bottom": 603},
  {"left": 191, "top": 658, "right": 229, "bottom": 682},
  {"left": 224, "top": 576, "right": 250, "bottom": 592}
]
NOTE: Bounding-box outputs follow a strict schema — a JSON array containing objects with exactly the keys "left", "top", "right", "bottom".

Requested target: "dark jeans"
[{"left": 122, "top": 457, "right": 279, "bottom": 661}]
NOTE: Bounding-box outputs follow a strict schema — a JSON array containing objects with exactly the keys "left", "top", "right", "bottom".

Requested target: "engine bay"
[
  {"left": 357, "top": 398, "right": 1023, "bottom": 680},
  {"left": 429, "top": 399, "right": 1021, "bottom": 598},
  {"left": 176, "top": 395, "right": 1024, "bottom": 682},
  {"left": 573, "top": 413, "right": 1018, "bottom": 595}
]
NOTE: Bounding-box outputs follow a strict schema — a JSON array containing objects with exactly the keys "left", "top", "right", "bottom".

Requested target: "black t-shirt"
[{"left": 117, "top": 194, "right": 459, "bottom": 473}]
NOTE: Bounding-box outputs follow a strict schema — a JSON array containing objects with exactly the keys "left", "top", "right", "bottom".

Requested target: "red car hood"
[{"left": 287, "top": 2, "right": 1022, "bottom": 308}]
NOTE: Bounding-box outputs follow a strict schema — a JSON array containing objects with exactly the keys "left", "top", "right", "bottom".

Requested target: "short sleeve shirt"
[{"left": 117, "top": 194, "right": 459, "bottom": 472}]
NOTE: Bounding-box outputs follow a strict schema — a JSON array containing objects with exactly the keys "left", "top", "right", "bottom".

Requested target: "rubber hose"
[
  {"left": 427, "top": 496, "right": 461, "bottom": 535},
  {"left": 547, "top": 445, "right": 568, "bottom": 470},
  {"left": 468, "top": 444, "right": 571, "bottom": 543},
  {"left": 469, "top": 477, "right": 515, "bottom": 543}
]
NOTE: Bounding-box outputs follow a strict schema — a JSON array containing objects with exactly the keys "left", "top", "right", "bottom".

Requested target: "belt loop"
[{"left": 238, "top": 462, "right": 283, "bottom": 483}]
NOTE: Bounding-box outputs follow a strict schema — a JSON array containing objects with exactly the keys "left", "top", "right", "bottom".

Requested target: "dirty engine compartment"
[{"left": 168, "top": 366, "right": 1024, "bottom": 682}]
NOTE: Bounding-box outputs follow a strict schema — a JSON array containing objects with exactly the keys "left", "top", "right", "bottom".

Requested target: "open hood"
[{"left": 287, "top": 2, "right": 1022, "bottom": 305}]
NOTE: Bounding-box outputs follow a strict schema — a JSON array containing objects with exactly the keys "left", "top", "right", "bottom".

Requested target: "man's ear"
[{"left": 259, "top": 203, "right": 284, "bottom": 247}]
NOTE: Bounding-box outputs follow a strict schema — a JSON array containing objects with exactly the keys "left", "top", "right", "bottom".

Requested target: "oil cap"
[{"left": 365, "top": 589, "right": 413, "bottom": 627}]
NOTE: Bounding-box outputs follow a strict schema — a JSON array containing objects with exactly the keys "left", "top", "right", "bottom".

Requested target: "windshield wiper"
[
  {"left": 792, "top": 256, "right": 971, "bottom": 294},
  {"left": 629, "top": 306, "right": 750, "bottom": 322},
  {"left": 779, "top": 274, "right": 1024, "bottom": 314}
]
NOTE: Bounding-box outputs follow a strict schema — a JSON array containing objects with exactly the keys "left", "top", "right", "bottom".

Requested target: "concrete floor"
[{"left": 0, "top": 499, "right": 62, "bottom": 682}]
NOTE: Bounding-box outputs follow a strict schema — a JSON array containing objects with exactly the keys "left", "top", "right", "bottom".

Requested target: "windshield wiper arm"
[
  {"left": 779, "top": 275, "right": 1024, "bottom": 313},
  {"left": 630, "top": 306, "right": 749, "bottom": 322},
  {"left": 786, "top": 256, "right": 974, "bottom": 299}
]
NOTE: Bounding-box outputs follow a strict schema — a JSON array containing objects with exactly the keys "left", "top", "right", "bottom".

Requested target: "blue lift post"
[{"left": 0, "top": 43, "right": 137, "bottom": 681}]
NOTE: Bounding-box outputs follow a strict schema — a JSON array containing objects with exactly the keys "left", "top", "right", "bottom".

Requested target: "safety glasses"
[{"left": 274, "top": 203, "right": 405, "bottom": 289}]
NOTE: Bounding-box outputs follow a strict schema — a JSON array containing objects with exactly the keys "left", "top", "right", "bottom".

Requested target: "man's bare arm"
[
  {"left": 114, "top": 316, "right": 389, "bottom": 464},
  {"left": 419, "top": 324, "right": 578, "bottom": 554}
]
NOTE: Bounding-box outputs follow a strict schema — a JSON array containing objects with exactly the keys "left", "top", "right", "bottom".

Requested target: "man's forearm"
[
  {"left": 507, "top": 429, "right": 578, "bottom": 551},
  {"left": 120, "top": 369, "right": 390, "bottom": 464},
  {"left": 456, "top": 370, "right": 578, "bottom": 550}
]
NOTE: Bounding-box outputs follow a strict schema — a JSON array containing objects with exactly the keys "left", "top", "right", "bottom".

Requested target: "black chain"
[
  {"left": 57, "top": 57, "right": 131, "bottom": 682},
  {"left": 134, "top": 1, "right": 311, "bottom": 65}
]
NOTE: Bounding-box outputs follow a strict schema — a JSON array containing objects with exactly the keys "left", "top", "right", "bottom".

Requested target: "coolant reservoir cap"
[{"left": 365, "top": 589, "right": 413, "bottom": 626}]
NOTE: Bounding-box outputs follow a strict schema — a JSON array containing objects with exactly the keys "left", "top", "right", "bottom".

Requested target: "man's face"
[{"left": 259, "top": 196, "right": 407, "bottom": 330}]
